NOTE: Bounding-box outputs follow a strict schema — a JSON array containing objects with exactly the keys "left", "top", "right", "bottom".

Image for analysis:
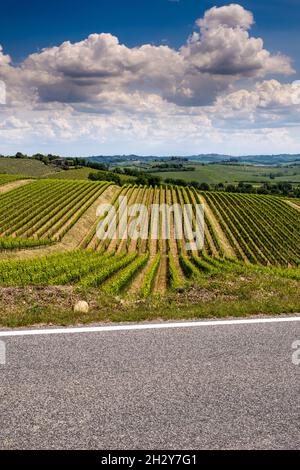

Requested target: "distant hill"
[
  {"left": 88, "top": 154, "right": 300, "bottom": 166},
  {"left": 188, "top": 154, "right": 300, "bottom": 165}
]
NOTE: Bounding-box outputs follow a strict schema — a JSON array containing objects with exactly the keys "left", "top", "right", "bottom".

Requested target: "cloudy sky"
[{"left": 0, "top": 0, "right": 300, "bottom": 156}]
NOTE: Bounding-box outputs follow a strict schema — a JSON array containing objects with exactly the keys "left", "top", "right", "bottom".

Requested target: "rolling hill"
[{"left": 0, "top": 181, "right": 298, "bottom": 295}]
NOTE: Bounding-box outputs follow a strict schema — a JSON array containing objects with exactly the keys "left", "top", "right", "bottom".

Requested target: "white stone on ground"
[{"left": 74, "top": 301, "right": 89, "bottom": 314}]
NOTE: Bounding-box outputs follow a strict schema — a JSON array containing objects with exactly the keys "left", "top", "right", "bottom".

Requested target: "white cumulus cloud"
[{"left": 0, "top": 3, "right": 299, "bottom": 155}]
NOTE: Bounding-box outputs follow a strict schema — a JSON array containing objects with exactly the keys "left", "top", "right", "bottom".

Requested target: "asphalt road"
[{"left": 0, "top": 319, "right": 300, "bottom": 450}]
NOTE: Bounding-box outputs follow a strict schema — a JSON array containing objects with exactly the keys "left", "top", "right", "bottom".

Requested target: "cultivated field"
[
  {"left": 0, "top": 182, "right": 299, "bottom": 304},
  {"left": 0, "top": 158, "right": 60, "bottom": 177},
  {"left": 46, "top": 167, "right": 135, "bottom": 183},
  {"left": 148, "top": 163, "right": 300, "bottom": 184},
  {"left": 0, "top": 179, "right": 110, "bottom": 249}
]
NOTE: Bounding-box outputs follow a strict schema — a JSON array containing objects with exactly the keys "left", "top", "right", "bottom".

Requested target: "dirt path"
[
  {"left": 0, "top": 185, "right": 118, "bottom": 261},
  {"left": 140, "top": 188, "right": 154, "bottom": 254},
  {"left": 0, "top": 179, "right": 33, "bottom": 195},
  {"left": 197, "top": 194, "right": 235, "bottom": 258},
  {"left": 127, "top": 258, "right": 150, "bottom": 295},
  {"left": 166, "top": 188, "right": 185, "bottom": 282},
  {"left": 153, "top": 254, "right": 167, "bottom": 294}
]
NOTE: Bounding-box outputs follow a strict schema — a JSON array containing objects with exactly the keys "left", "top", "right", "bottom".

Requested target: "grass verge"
[{"left": 0, "top": 269, "right": 299, "bottom": 327}]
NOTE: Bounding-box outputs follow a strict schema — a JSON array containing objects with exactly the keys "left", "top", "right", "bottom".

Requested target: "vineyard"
[
  {"left": 199, "top": 192, "right": 300, "bottom": 265},
  {"left": 0, "top": 181, "right": 299, "bottom": 299},
  {"left": 0, "top": 179, "right": 110, "bottom": 249}
]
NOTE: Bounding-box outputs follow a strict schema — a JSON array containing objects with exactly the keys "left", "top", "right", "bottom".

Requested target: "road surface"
[{"left": 0, "top": 317, "right": 300, "bottom": 449}]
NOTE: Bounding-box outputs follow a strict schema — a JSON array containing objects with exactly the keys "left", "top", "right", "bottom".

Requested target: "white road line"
[{"left": 0, "top": 316, "right": 299, "bottom": 337}]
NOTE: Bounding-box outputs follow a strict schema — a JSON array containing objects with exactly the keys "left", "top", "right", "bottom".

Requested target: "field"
[
  {"left": 0, "top": 179, "right": 299, "bottom": 326},
  {"left": 0, "top": 157, "right": 61, "bottom": 177},
  {"left": 47, "top": 167, "right": 135, "bottom": 183},
  {"left": 0, "top": 157, "right": 136, "bottom": 182},
  {"left": 0, "top": 173, "right": 30, "bottom": 185},
  {"left": 3, "top": 157, "right": 300, "bottom": 186},
  {"left": 0, "top": 179, "right": 110, "bottom": 249},
  {"left": 147, "top": 163, "right": 300, "bottom": 184}
]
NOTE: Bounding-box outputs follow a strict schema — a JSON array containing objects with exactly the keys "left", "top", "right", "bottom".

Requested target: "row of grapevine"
[
  {"left": 228, "top": 193, "right": 299, "bottom": 264},
  {"left": 1, "top": 181, "right": 299, "bottom": 295},
  {"left": 0, "top": 250, "right": 101, "bottom": 285},
  {"left": 0, "top": 179, "right": 110, "bottom": 249},
  {"left": 102, "top": 253, "right": 149, "bottom": 295},
  {"left": 83, "top": 184, "right": 191, "bottom": 294},
  {"left": 167, "top": 252, "right": 182, "bottom": 290},
  {"left": 201, "top": 191, "right": 300, "bottom": 266},
  {"left": 79, "top": 253, "right": 137, "bottom": 288},
  {"left": 81, "top": 185, "right": 126, "bottom": 250},
  {"left": 189, "top": 188, "right": 224, "bottom": 257},
  {"left": 2, "top": 242, "right": 297, "bottom": 291}
]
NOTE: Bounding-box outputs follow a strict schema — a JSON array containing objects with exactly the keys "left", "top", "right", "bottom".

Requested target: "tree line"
[
  {"left": 2, "top": 153, "right": 299, "bottom": 197},
  {"left": 90, "top": 167, "right": 300, "bottom": 197}
]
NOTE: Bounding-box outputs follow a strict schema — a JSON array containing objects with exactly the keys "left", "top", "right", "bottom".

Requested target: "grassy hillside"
[
  {"left": 0, "top": 157, "right": 61, "bottom": 177},
  {"left": 46, "top": 166, "right": 134, "bottom": 183},
  {"left": 43, "top": 167, "right": 99, "bottom": 180},
  {"left": 0, "top": 157, "right": 135, "bottom": 182},
  {"left": 2, "top": 157, "right": 300, "bottom": 185}
]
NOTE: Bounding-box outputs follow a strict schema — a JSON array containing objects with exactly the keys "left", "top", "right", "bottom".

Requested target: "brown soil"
[
  {"left": 153, "top": 254, "right": 168, "bottom": 294},
  {"left": 0, "top": 283, "right": 233, "bottom": 320},
  {"left": 169, "top": 284, "right": 238, "bottom": 305},
  {"left": 0, "top": 286, "right": 78, "bottom": 313},
  {"left": 0, "top": 179, "right": 33, "bottom": 194},
  {"left": 127, "top": 258, "right": 150, "bottom": 295},
  {"left": 0, "top": 286, "right": 104, "bottom": 319}
]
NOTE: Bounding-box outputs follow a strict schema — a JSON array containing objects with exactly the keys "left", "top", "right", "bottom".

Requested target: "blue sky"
[
  {"left": 0, "top": 1, "right": 300, "bottom": 155},
  {"left": 1, "top": 0, "right": 300, "bottom": 71}
]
